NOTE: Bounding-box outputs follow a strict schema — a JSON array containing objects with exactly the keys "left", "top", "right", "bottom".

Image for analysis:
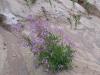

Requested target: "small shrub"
[
  {"left": 72, "top": 14, "right": 81, "bottom": 29},
  {"left": 49, "top": 0, "right": 52, "bottom": 6},
  {"left": 24, "top": 0, "right": 36, "bottom": 6},
  {"left": 83, "top": 0, "right": 91, "bottom": 15},
  {"left": 67, "top": 17, "right": 72, "bottom": 29},
  {"left": 21, "top": 16, "right": 74, "bottom": 73},
  {"left": 67, "top": 14, "right": 81, "bottom": 29},
  {"left": 70, "top": 0, "right": 77, "bottom": 6},
  {"left": 38, "top": 32, "right": 74, "bottom": 72}
]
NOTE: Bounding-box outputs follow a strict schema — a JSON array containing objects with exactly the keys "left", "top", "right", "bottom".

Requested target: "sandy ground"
[
  {"left": 0, "top": 0, "right": 100, "bottom": 75},
  {"left": 0, "top": 27, "right": 34, "bottom": 75}
]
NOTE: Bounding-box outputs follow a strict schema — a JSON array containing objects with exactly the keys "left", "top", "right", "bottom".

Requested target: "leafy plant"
[
  {"left": 72, "top": 14, "right": 81, "bottom": 29},
  {"left": 67, "top": 17, "right": 73, "bottom": 29},
  {"left": 38, "top": 33, "right": 74, "bottom": 72},
  {"left": 24, "top": 0, "right": 36, "bottom": 6},
  {"left": 70, "top": 0, "right": 77, "bottom": 7},
  {"left": 49, "top": 0, "right": 52, "bottom": 6},
  {"left": 19, "top": 16, "right": 74, "bottom": 73},
  {"left": 67, "top": 14, "right": 81, "bottom": 29},
  {"left": 71, "top": 0, "right": 95, "bottom": 16},
  {"left": 85, "top": 3, "right": 90, "bottom": 15}
]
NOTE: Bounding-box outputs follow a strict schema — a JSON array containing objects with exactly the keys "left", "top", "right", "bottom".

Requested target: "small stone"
[
  {"left": 4, "top": 42, "right": 7, "bottom": 46},
  {"left": 3, "top": 47, "right": 6, "bottom": 50}
]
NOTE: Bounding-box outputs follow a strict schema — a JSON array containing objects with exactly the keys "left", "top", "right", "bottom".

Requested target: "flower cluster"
[
  {"left": 38, "top": 33, "right": 74, "bottom": 72},
  {"left": 26, "top": 15, "right": 49, "bottom": 53},
  {"left": 10, "top": 15, "right": 74, "bottom": 72},
  {"left": 10, "top": 23, "right": 23, "bottom": 32}
]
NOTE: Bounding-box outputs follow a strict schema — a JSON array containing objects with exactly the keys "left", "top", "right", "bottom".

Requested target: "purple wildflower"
[
  {"left": 27, "top": 15, "right": 34, "bottom": 22},
  {"left": 63, "top": 35, "right": 76, "bottom": 48},
  {"left": 21, "top": 16, "right": 49, "bottom": 54},
  {"left": 11, "top": 23, "right": 23, "bottom": 32},
  {"left": 31, "top": 37, "right": 45, "bottom": 53}
]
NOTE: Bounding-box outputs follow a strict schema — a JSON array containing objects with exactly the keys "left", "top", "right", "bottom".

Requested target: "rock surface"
[{"left": 0, "top": 0, "right": 100, "bottom": 75}]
